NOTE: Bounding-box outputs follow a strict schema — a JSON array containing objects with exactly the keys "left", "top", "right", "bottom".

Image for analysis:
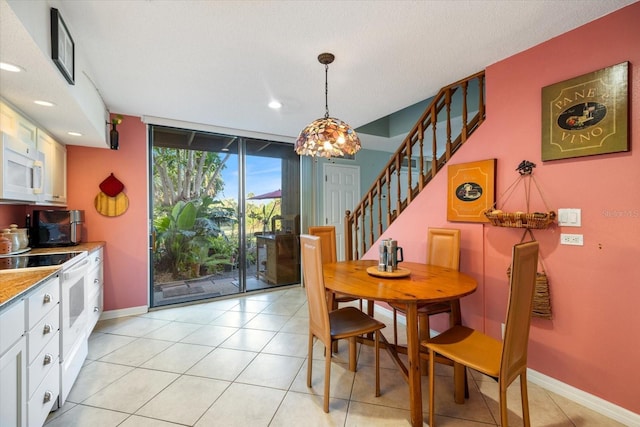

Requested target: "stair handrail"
[{"left": 345, "top": 70, "right": 485, "bottom": 260}]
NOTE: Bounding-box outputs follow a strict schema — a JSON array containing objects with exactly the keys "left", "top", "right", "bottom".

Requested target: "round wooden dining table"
[{"left": 322, "top": 259, "right": 478, "bottom": 427}]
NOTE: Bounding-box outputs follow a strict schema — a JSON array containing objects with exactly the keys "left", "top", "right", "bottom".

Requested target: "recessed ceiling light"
[
  {"left": 34, "top": 100, "right": 55, "bottom": 107},
  {"left": 67, "top": 131, "right": 82, "bottom": 136},
  {"left": 268, "top": 100, "right": 282, "bottom": 109},
  {"left": 0, "top": 62, "right": 23, "bottom": 72}
]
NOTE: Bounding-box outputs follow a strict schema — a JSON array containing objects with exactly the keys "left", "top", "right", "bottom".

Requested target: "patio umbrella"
[
  {"left": 248, "top": 189, "right": 281, "bottom": 232},
  {"left": 248, "top": 189, "right": 281, "bottom": 200}
]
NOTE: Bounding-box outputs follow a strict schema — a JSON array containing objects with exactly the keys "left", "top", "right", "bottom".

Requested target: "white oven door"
[{"left": 60, "top": 256, "right": 89, "bottom": 359}]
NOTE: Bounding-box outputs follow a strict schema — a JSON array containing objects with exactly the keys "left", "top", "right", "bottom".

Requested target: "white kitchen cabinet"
[
  {"left": 0, "top": 101, "right": 38, "bottom": 155},
  {"left": 1, "top": 101, "right": 67, "bottom": 205},
  {"left": 36, "top": 130, "right": 67, "bottom": 206},
  {"left": 0, "top": 300, "right": 27, "bottom": 427},
  {"left": 0, "top": 273, "right": 61, "bottom": 427},
  {"left": 26, "top": 274, "right": 60, "bottom": 426},
  {"left": 86, "top": 247, "right": 104, "bottom": 333},
  {"left": 0, "top": 337, "right": 27, "bottom": 427}
]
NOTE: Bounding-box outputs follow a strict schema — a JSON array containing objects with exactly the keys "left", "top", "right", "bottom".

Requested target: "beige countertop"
[{"left": 0, "top": 241, "right": 105, "bottom": 308}]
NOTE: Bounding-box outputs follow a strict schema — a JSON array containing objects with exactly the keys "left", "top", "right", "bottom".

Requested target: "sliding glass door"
[{"left": 149, "top": 125, "right": 299, "bottom": 308}]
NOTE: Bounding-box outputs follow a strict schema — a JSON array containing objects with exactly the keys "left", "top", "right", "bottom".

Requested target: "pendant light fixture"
[{"left": 294, "top": 53, "right": 361, "bottom": 158}]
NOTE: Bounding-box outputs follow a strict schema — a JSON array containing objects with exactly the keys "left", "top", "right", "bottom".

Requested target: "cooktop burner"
[{"left": 0, "top": 252, "right": 82, "bottom": 271}]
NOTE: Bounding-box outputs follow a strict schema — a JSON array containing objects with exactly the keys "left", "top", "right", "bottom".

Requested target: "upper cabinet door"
[
  {"left": 37, "top": 130, "right": 67, "bottom": 206},
  {"left": 1, "top": 101, "right": 37, "bottom": 157}
]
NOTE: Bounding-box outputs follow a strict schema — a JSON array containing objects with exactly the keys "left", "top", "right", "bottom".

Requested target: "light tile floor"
[{"left": 45, "top": 286, "right": 624, "bottom": 426}]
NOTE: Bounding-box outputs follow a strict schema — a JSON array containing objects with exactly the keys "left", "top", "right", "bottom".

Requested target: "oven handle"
[{"left": 63, "top": 258, "right": 90, "bottom": 281}]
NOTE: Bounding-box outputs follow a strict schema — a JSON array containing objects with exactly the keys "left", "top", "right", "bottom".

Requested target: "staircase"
[{"left": 345, "top": 71, "right": 486, "bottom": 260}]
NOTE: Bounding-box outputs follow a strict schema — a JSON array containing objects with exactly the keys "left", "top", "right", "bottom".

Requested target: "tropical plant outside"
[{"left": 152, "top": 146, "right": 280, "bottom": 280}]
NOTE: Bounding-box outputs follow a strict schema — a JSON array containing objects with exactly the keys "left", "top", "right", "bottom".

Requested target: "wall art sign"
[
  {"left": 50, "top": 8, "right": 75, "bottom": 85},
  {"left": 447, "top": 159, "right": 496, "bottom": 223},
  {"left": 541, "top": 62, "right": 628, "bottom": 161}
]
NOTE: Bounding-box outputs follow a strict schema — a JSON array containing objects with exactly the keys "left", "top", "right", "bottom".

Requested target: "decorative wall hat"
[{"left": 95, "top": 173, "right": 129, "bottom": 217}]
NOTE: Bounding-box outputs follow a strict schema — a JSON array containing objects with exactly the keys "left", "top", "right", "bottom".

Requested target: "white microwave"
[{"left": 0, "top": 132, "right": 44, "bottom": 202}]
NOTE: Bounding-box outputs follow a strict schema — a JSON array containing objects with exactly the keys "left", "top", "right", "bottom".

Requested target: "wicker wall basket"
[
  {"left": 507, "top": 266, "right": 552, "bottom": 319},
  {"left": 484, "top": 210, "right": 556, "bottom": 229}
]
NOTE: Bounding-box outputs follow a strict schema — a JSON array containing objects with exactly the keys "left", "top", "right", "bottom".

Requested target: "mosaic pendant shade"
[{"left": 294, "top": 53, "right": 361, "bottom": 158}]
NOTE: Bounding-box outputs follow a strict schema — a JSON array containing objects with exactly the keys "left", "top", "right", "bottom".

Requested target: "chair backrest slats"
[
  {"left": 501, "top": 241, "right": 539, "bottom": 385},
  {"left": 427, "top": 228, "right": 461, "bottom": 270},
  {"left": 300, "top": 234, "right": 332, "bottom": 345}
]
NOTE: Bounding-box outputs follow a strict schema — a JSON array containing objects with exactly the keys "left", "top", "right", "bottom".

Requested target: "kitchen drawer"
[
  {"left": 0, "top": 300, "right": 25, "bottom": 356},
  {"left": 28, "top": 331, "right": 58, "bottom": 400},
  {"left": 87, "top": 288, "right": 103, "bottom": 334},
  {"left": 27, "top": 360, "right": 59, "bottom": 427},
  {"left": 27, "top": 305, "right": 59, "bottom": 365},
  {"left": 88, "top": 248, "right": 103, "bottom": 271},
  {"left": 26, "top": 275, "right": 60, "bottom": 330},
  {"left": 87, "top": 265, "right": 103, "bottom": 298}
]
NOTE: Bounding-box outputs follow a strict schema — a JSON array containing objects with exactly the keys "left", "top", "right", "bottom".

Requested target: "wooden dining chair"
[
  {"left": 424, "top": 241, "right": 539, "bottom": 427},
  {"left": 308, "top": 226, "right": 362, "bottom": 311},
  {"left": 391, "top": 228, "right": 461, "bottom": 347},
  {"left": 300, "top": 234, "right": 385, "bottom": 413}
]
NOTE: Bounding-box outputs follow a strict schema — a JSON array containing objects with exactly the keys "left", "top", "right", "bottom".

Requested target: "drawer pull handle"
[
  {"left": 94, "top": 278, "right": 100, "bottom": 284},
  {"left": 43, "top": 391, "right": 52, "bottom": 403},
  {"left": 43, "top": 353, "right": 53, "bottom": 365},
  {"left": 43, "top": 324, "right": 52, "bottom": 334},
  {"left": 94, "top": 306, "right": 100, "bottom": 312},
  {"left": 95, "top": 257, "right": 101, "bottom": 263},
  {"left": 43, "top": 293, "right": 52, "bottom": 303}
]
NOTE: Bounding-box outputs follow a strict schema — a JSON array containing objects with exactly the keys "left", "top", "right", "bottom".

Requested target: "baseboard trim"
[
  {"left": 373, "top": 304, "right": 638, "bottom": 426},
  {"left": 526, "top": 369, "right": 638, "bottom": 426},
  {"left": 100, "top": 305, "right": 148, "bottom": 320}
]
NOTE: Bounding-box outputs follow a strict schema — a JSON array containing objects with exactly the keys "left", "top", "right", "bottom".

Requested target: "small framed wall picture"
[
  {"left": 50, "top": 8, "right": 75, "bottom": 85},
  {"left": 447, "top": 159, "right": 496, "bottom": 223},
  {"left": 541, "top": 62, "right": 629, "bottom": 161}
]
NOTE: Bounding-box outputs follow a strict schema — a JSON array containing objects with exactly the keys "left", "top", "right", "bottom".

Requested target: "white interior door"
[{"left": 323, "top": 163, "right": 360, "bottom": 260}]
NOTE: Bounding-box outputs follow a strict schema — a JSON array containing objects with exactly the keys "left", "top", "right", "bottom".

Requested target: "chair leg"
[
  {"left": 393, "top": 308, "right": 398, "bottom": 346},
  {"left": 375, "top": 330, "right": 380, "bottom": 397},
  {"left": 324, "top": 342, "right": 332, "bottom": 413},
  {"left": 520, "top": 371, "right": 531, "bottom": 427},
  {"left": 499, "top": 380, "right": 509, "bottom": 427},
  {"left": 307, "top": 334, "right": 314, "bottom": 388},
  {"left": 464, "top": 367, "right": 469, "bottom": 399},
  {"left": 348, "top": 337, "right": 357, "bottom": 372},
  {"left": 419, "top": 313, "right": 430, "bottom": 375},
  {"left": 428, "top": 348, "right": 436, "bottom": 427}
]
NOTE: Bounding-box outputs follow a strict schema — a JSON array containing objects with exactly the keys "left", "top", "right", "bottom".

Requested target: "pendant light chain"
[{"left": 324, "top": 63, "right": 330, "bottom": 119}]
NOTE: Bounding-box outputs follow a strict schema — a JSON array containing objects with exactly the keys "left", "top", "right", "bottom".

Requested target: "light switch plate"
[{"left": 558, "top": 208, "right": 581, "bottom": 227}]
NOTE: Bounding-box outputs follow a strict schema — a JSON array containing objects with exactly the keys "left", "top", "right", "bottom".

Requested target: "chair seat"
[
  {"left": 330, "top": 306, "right": 385, "bottom": 339},
  {"left": 424, "top": 325, "right": 501, "bottom": 378}
]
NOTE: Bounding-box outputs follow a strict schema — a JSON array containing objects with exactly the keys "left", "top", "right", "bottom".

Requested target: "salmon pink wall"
[
  {"left": 366, "top": 3, "right": 640, "bottom": 415},
  {"left": 66, "top": 115, "right": 148, "bottom": 311},
  {"left": 0, "top": 205, "right": 27, "bottom": 230}
]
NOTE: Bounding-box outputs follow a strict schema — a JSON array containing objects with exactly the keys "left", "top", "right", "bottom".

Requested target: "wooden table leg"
[
  {"left": 366, "top": 299, "right": 375, "bottom": 339},
  {"left": 405, "top": 302, "right": 423, "bottom": 427}
]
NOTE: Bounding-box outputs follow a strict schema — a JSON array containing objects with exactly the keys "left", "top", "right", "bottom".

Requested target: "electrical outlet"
[{"left": 560, "top": 233, "right": 584, "bottom": 246}]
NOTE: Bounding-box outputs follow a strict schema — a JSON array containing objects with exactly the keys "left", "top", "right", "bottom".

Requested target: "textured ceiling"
[{"left": 0, "top": 0, "right": 635, "bottom": 151}]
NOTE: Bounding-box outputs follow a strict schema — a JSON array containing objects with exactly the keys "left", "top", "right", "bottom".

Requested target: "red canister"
[{"left": 0, "top": 234, "right": 12, "bottom": 254}]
